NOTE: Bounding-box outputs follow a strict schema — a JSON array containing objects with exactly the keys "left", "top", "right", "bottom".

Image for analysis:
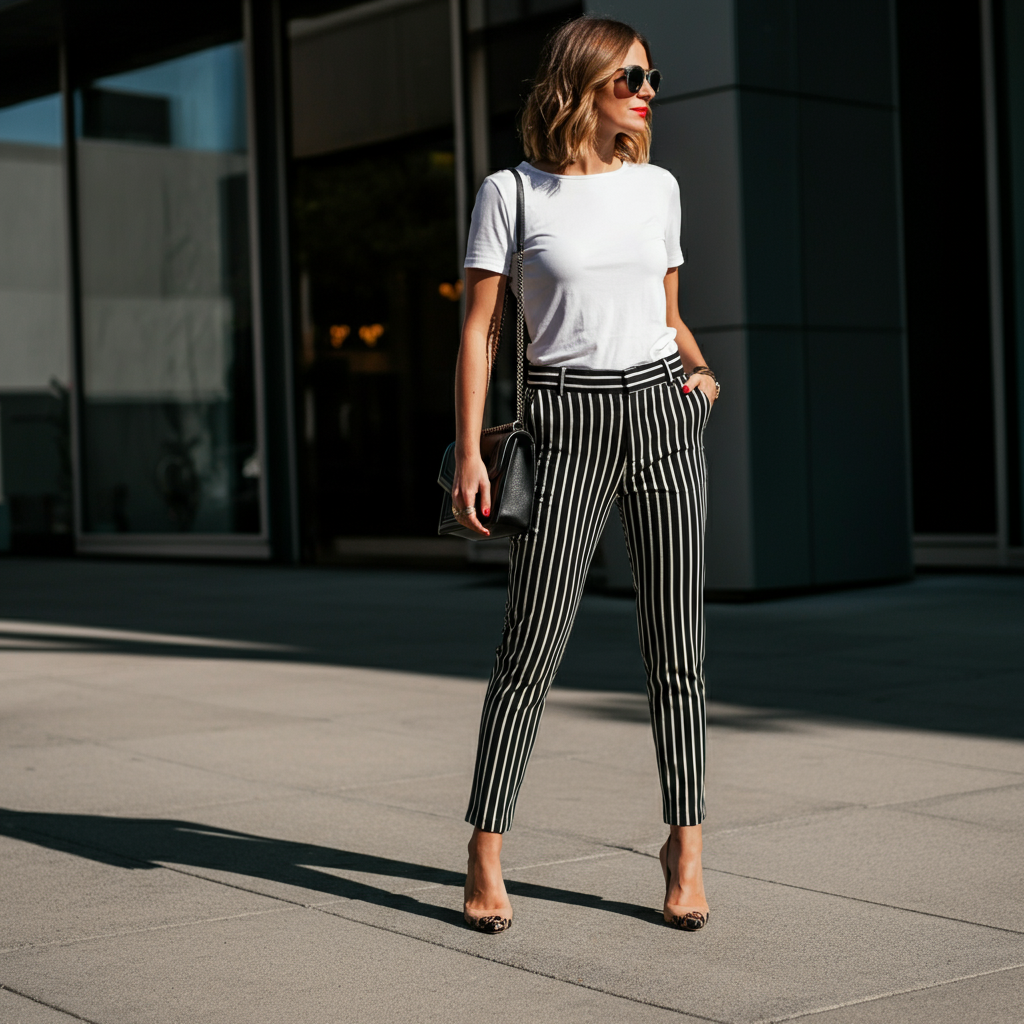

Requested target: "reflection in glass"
[
  {"left": 0, "top": 91, "right": 72, "bottom": 553},
  {"left": 292, "top": 142, "right": 459, "bottom": 550},
  {"left": 76, "top": 42, "right": 259, "bottom": 534}
]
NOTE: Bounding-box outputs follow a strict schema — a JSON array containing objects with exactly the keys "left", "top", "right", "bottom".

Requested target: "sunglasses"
[{"left": 616, "top": 65, "right": 662, "bottom": 95}]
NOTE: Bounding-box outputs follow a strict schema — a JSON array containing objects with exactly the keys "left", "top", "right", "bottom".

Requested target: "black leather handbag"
[{"left": 438, "top": 168, "right": 535, "bottom": 541}]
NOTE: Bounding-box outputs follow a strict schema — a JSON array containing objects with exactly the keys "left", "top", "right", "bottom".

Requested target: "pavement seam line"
[
  {"left": 0, "top": 905, "right": 301, "bottom": 956},
  {"left": 505, "top": 849, "right": 633, "bottom": 872},
  {"left": 505, "top": 806, "right": 873, "bottom": 850},
  {"left": 93, "top": 738, "right": 468, "bottom": 800},
  {"left": 3, "top": 824, "right": 719, "bottom": 1022},
  {"left": 795, "top": 737, "right": 1024, "bottom": 778},
  {"left": 14, "top": 664, "right": 475, "bottom": 732},
  {"left": 871, "top": 778, "right": 1024, "bottom": 810},
  {"left": 397, "top": 849, "right": 633, "bottom": 892},
  {"left": 756, "top": 961, "right": 1024, "bottom": 1023},
  {"left": 627, "top": 774, "right": 1024, "bottom": 843},
  {"left": 706, "top": 866, "right": 1024, "bottom": 935},
  {"left": 894, "top": 804, "right": 1023, "bottom": 832},
  {"left": 0, "top": 983, "right": 103, "bottom": 1023},
  {"left": 678, "top": 806, "right": 859, "bottom": 839}
]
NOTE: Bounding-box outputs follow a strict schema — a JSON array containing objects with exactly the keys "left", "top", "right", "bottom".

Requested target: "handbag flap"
[
  {"left": 480, "top": 422, "right": 519, "bottom": 476},
  {"left": 437, "top": 442, "right": 457, "bottom": 493},
  {"left": 437, "top": 428, "right": 532, "bottom": 494}
]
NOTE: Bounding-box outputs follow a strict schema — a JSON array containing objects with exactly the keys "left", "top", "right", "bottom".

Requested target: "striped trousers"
[{"left": 466, "top": 351, "right": 709, "bottom": 833}]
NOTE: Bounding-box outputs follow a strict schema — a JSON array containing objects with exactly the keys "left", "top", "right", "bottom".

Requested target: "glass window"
[
  {"left": 999, "top": 0, "right": 1024, "bottom": 545},
  {"left": 76, "top": 41, "right": 260, "bottom": 535},
  {"left": 292, "top": 140, "right": 460, "bottom": 547},
  {"left": 288, "top": 2, "right": 461, "bottom": 554},
  {"left": 0, "top": 87, "right": 72, "bottom": 553}
]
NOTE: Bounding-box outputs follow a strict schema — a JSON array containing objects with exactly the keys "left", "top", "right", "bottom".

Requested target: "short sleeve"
[
  {"left": 464, "top": 176, "right": 514, "bottom": 275},
  {"left": 665, "top": 176, "right": 684, "bottom": 268}
]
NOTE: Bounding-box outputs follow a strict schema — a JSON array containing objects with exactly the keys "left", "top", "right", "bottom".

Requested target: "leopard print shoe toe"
[{"left": 464, "top": 913, "right": 513, "bottom": 934}]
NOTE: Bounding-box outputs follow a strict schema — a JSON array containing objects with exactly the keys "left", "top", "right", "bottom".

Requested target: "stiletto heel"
[{"left": 659, "top": 840, "right": 709, "bottom": 931}]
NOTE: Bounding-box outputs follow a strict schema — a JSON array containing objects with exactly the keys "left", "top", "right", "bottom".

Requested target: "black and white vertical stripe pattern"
[{"left": 466, "top": 352, "right": 709, "bottom": 832}]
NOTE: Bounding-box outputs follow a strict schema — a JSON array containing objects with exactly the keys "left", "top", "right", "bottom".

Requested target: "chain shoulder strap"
[
  {"left": 482, "top": 168, "right": 526, "bottom": 427},
  {"left": 510, "top": 167, "right": 526, "bottom": 425}
]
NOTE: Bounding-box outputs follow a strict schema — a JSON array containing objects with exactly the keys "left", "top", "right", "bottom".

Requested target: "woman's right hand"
[
  {"left": 452, "top": 269, "right": 505, "bottom": 539},
  {"left": 451, "top": 453, "right": 492, "bottom": 537}
]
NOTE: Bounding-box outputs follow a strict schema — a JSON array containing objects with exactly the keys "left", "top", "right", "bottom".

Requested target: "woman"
[{"left": 452, "top": 15, "right": 717, "bottom": 933}]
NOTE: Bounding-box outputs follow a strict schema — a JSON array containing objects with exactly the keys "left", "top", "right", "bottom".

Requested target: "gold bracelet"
[{"left": 690, "top": 364, "right": 717, "bottom": 382}]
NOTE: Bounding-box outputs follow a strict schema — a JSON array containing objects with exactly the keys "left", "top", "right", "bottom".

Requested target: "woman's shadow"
[{"left": 0, "top": 808, "right": 656, "bottom": 927}]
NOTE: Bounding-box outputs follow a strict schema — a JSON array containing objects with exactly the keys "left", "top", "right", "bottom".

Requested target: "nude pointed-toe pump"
[
  {"left": 463, "top": 856, "right": 513, "bottom": 934},
  {"left": 659, "top": 842, "right": 709, "bottom": 931}
]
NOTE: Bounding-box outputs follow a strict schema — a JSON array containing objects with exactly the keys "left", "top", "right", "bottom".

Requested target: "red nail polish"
[
  {"left": 482, "top": 508, "right": 490, "bottom": 517},
  {"left": 682, "top": 385, "right": 690, "bottom": 393}
]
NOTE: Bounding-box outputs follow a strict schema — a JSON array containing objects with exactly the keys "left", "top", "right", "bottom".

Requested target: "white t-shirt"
[{"left": 464, "top": 160, "right": 684, "bottom": 369}]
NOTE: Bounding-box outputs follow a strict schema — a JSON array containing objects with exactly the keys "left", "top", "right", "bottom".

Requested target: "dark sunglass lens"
[
  {"left": 626, "top": 66, "right": 645, "bottom": 93},
  {"left": 648, "top": 69, "right": 662, "bottom": 94}
]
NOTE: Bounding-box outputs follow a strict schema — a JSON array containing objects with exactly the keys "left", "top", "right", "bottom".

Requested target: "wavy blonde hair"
[{"left": 520, "top": 16, "right": 653, "bottom": 169}]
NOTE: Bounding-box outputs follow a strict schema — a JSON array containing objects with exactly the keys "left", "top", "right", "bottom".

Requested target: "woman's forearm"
[
  {"left": 455, "top": 326, "right": 490, "bottom": 459},
  {"left": 451, "top": 269, "right": 506, "bottom": 535},
  {"left": 455, "top": 269, "right": 507, "bottom": 458},
  {"left": 664, "top": 267, "right": 709, "bottom": 371},
  {"left": 673, "top": 319, "right": 708, "bottom": 372}
]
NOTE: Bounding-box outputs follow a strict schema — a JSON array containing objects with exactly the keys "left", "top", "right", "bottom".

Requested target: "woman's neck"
[{"left": 537, "top": 136, "right": 622, "bottom": 176}]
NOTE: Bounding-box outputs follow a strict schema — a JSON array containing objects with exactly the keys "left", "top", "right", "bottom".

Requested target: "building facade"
[{"left": 0, "top": 0, "right": 1021, "bottom": 589}]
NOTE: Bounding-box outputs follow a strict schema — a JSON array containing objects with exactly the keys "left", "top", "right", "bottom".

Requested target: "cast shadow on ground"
[
  {"left": 549, "top": 694, "right": 802, "bottom": 731},
  {"left": 0, "top": 809, "right": 657, "bottom": 928},
  {"left": 1, "top": 561, "right": 1023, "bottom": 740}
]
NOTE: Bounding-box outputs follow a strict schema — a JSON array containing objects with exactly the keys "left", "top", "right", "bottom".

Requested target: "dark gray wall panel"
[
  {"left": 700, "top": 329, "right": 755, "bottom": 590},
  {"left": 737, "top": 0, "right": 893, "bottom": 104},
  {"left": 795, "top": 0, "right": 894, "bottom": 106},
  {"left": 747, "top": 329, "right": 812, "bottom": 586},
  {"left": 806, "top": 330, "right": 911, "bottom": 583},
  {"left": 736, "top": 0, "right": 797, "bottom": 90},
  {"left": 738, "top": 90, "right": 802, "bottom": 326},
  {"left": 799, "top": 100, "right": 902, "bottom": 330},
  {"left": 653, "top": 95, "right": 745, "bottom": 330}
]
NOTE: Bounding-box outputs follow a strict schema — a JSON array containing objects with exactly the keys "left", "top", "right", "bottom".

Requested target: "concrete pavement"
[{"left": 0, "top": 558, "right": 1021, "bottom": 1023}]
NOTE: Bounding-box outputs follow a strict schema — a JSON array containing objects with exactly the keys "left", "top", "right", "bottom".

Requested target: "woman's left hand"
[{"left": 683, "top": 373, "right": 716, "bottom": 405}]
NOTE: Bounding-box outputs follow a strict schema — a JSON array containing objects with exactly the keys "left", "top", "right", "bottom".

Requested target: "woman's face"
[{"left": 593, "top": 39, "right": 656, "bottom": 141}]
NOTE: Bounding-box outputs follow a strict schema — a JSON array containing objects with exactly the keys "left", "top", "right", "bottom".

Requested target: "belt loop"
[
  {"left": 662, "top": 358, "right": 673, "bottom": 383},
  {"left": 558, "top": 367, "right": 566, "bottom": 397}
]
